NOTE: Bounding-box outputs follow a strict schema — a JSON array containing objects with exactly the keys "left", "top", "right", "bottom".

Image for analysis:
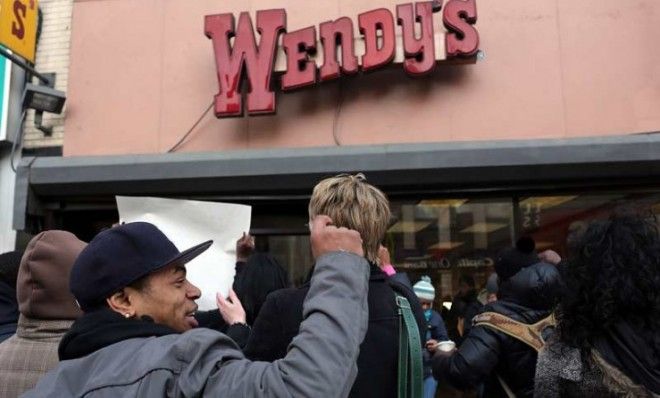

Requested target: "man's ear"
[{"left": 106, "top": 289, "right": 136, "bottom": 318}]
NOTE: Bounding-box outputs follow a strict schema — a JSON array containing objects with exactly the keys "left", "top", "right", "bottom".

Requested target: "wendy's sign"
[{"left": 205, "top": 0, "right": 479, "bottom": 117}]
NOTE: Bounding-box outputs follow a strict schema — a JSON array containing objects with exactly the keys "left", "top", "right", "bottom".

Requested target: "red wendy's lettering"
[
  {"left": 319, "top": 17, "right": 359, "bottom": 81},
  {"left": 281, "top": 27, "right": 317, "bottom": 90},
  {"left": 396, "top": 2, "right": 435, "bottom": 76},
  {"left": 204, "top": 9, "right": 285, "bottom": 117},
  {"left": 206, "top": 1, "right": 479, "bottom": 117},
  {"left": 358, "top": 9, "right": 395, "bottom": 72},
  {"left": 444, "top": 0, "right": 479, "bottom": 57}
]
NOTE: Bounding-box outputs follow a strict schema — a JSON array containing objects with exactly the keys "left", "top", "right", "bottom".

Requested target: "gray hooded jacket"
[{"left": 23, "top": 252, "right": 369, "bottom": 398}]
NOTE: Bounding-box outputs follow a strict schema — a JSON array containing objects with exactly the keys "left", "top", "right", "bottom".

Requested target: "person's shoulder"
[
  {"left": 0, "top": 334, "right": 17, "bottom": 356},
  {"left": 386, "top": 277, "right": 416, "bottom": 298},
  {"left": 260, "top": 285, "right": 308, "bottom": 314},
  {"left": 483, "top": 300, "right": 525, "bottom": 318},
  {"left": 270, "top": 284, "right": 308, "bottom": 301},
  {"left": 119, "top": 328, "right": 230, "bottom": 351},
  {"left": 141, "top": 329, "right": 245, "bottom": 362},
  {"left": 383, "top": 278, "right": 420, "bottom": 309},
  {"left": 387, "top": 272, "right": 414, "bottom": 289}
]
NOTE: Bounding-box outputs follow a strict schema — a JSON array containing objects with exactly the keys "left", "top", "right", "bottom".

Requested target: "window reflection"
[
  {"left": 247, "top": 191, "right": 660, "bottom": 309},
  {"left": 387, "top": 198, "right": 512, "bottom": 307}
]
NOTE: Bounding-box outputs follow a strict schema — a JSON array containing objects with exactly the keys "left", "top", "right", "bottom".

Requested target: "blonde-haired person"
[
  {"left": 245, "top": 173, "right": 426, "bottom": 398},
  {"left": 308, "top": 173, "right": 390, "bottom": 264}
]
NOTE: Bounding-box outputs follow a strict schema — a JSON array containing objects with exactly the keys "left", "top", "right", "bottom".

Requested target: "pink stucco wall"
[{"left": 63, "top": 0, "right": 660, "bottom": 156}]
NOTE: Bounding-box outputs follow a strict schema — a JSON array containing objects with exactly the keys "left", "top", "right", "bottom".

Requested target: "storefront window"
[
  {"left": 519, "top": 192, "right": 660, "bottom": 257},
  {"left": 379, "top": 192, "right": 660, "bottom": 308},
  {"left": 386, "top": 198, "right": 513, "bottom": 307},
  {"left": 54, "top": 190, "right": 660, "bottom": 305}
]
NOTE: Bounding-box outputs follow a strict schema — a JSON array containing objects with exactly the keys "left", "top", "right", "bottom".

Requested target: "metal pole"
[{"left": 0, "top": 47, "right": 51, "bottom": 86}]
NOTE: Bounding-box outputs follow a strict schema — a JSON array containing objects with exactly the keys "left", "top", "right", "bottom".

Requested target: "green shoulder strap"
[{"left": 395, "top": 295, "right": 423, "bottom": 398}]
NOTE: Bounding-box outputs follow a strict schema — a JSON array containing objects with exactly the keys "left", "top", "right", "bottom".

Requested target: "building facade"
[{"left": 15, "top": 0, "right": 660, "bottom": 299}]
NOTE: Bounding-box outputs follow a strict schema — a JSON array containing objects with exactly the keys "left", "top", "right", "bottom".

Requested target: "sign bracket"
[{"left": 0, "top": 46, "right": 51, "bottom": 86}]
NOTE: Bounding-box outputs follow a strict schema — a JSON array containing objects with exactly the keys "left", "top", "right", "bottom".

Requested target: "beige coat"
[{"left": 0, "top": 315, "right": 73, "bottom": 398}]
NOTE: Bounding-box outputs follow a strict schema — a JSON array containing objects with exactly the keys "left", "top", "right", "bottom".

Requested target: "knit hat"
[
  {"left": 494, "top": 237, "right": 539, "bottom": 280},
  {"left": 413, "top": 276, "right": 435, "bottom": 301}
]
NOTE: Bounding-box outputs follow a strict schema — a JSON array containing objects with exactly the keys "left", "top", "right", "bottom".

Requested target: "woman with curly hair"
[{"left": 535, "top": 212, "right": 660, "bottom": 397}]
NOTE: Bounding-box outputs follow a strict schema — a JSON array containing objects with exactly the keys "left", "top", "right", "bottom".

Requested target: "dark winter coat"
[
  {"left": 452, "top": 289, "right": 482, "bottom": 339},
  {"left": 423, "top": 310, "right": 448, "bottom": 378},
  {"left": 432, "top": 262, "right": 562, "bottom": 398},
  {"left": 233, "top": 254, "right": 289, "bottom": 325},
  {"left": 244, "top": 263, "right": 427, "bottom": 398},
  {"left": 0, "top": 281, "right": 18, "bottom": 343},
  {"left": 0, "top": 316, "right": 74, "bottom": 396}
]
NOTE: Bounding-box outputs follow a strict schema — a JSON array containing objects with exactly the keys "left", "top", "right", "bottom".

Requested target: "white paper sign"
[{"left": 116, "top": 196, "right": 251, "bottom": 310}]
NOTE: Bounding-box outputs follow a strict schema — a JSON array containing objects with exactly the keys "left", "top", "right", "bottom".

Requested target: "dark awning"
[{"left": 14, "top": 133, "right": 660, "bottom": 229}]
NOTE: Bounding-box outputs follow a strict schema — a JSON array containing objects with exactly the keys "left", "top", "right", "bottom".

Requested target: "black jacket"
[
  {"left": 432, "top": 262, "right": 561, "bottom": 398},
  {"left": 423, "top": 310, "right": 449, "bottom": 378},
  {"left": 454, "top": 289, "right": 482, "bottom": 341},
  {"left": 244, "top": 264, "right": 426, "bottom": 398},
  {"left": 0, "top": 281, "right": 18, "bottom": 343}
]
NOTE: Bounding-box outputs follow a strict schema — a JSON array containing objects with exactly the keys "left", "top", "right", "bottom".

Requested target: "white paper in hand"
[{"left": 116, "top": 196, "right": 251, "bottom": 310}]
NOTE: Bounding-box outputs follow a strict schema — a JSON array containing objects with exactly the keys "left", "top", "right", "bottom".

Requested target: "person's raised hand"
[
  {"left": 216, "top": 289, "right": 247, "bottom": 325},
  {"left": 378, "top": 245, "right": 391, "bottom": 266},
  {"left": 236, "top": 232, "right": 255, "bottom": 262},
  {"left": 310, "top": 215, "right": 363, "bottom": 259}
]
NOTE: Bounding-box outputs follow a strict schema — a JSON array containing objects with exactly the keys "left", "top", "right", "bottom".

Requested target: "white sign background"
[{"left": 116, "top": 196, "right": 251, "bottom": 310}]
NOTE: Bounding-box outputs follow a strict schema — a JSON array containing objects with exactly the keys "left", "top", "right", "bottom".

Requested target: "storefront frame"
[{"left": 13, "top": 132, "right": 660, "bottom": 232}]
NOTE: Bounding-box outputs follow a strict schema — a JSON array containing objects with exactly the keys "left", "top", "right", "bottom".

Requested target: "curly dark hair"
[{"left": 557, "top": 212, "right": 660, "bottom": 353}]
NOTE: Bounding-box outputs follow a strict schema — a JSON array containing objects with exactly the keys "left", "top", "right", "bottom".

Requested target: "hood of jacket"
[
  {"left": 58, "top": 308, "right": 177, "bottom": 360},
  {"left": 497, "top": 261, "right": 561, "bottom": 311},
  {"left": 17, "top": 230, "right": 86, "bottom": 320}
]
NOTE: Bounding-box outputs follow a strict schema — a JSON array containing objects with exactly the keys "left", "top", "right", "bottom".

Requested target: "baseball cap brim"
[{"left": 163, "top": 239, "right": 213, "bottom": 269}]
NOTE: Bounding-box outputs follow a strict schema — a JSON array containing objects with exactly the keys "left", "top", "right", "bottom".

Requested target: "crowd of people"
[{"left": 0, "top": 173, "right": 657, "bottom": 397}]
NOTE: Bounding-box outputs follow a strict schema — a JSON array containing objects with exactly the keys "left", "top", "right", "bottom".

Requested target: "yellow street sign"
[{"left": 0, "top": 0, "right": 38, "bottom": 63}]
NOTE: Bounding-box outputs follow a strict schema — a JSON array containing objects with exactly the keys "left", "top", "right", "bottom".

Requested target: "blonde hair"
[{"left": 308, "top": 173, "right": 391, "bottom": 263}]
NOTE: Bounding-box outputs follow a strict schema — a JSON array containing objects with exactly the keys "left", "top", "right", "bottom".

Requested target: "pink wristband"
[{"left": 381, "top": 264, "right": 396, "bottom": 276}]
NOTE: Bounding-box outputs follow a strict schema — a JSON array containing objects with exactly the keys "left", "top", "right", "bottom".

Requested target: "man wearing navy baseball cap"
[
  {"left": 68, "top": 222, "right": 212, "bottom": 332},
  {"left": 24, "top": 219, "right": 370, "bottom": 397}
]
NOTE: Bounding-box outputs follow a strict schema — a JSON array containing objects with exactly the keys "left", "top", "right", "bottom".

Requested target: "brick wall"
[{"left": 23, "top": 0, "right": 73, "bottom": 149}]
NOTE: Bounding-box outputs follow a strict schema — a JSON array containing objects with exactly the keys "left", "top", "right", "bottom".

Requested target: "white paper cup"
[{"left": 436, "top": 340, "right": 456, "bottom": 352}]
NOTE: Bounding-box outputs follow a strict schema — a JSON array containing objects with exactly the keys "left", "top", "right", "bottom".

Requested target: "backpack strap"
[
  {"left": 396, "top": 295, "right": 423, "bottom": 398},
  {"left": 472, "top": 312, "right": 556, "bottom": 352}
]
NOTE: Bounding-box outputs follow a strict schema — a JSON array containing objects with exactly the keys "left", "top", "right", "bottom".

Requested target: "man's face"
[{"left": 129, "top": 262, "right": 201, "bottom": 332}]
